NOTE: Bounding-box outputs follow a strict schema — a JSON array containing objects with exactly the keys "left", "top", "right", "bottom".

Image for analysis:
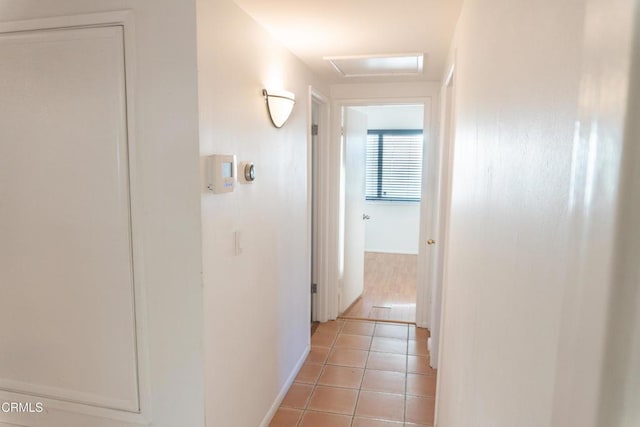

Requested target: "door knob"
[
  {"left": 363, "top": 214, "right": 371, "bottom": 220},
  {"left": 427, "top": 239, "right": 436, "bottom": 245}
]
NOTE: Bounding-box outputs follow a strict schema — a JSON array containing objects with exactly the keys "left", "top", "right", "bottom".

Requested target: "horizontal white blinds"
[{"left": 366, "top": 130, "right": 423, "bottom": 201}]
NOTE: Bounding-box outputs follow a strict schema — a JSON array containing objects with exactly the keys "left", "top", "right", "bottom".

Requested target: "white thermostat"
[{"left": 207, "top": 154, "right": 236, "bottom": 193}]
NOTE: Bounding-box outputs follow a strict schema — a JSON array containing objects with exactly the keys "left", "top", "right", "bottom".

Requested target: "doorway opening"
[
  {"left": 310, "top": 97, "right": 320, "bottom": 334},
  {"left": 340, "top": 104, "right": 425, "bottom": 324}
]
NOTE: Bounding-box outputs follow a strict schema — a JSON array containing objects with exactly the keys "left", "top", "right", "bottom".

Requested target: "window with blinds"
[{"left": 366, "top": 129, "right": 424, "bottom": 202}]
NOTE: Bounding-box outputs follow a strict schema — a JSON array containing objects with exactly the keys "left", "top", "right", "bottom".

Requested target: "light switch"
[{"left": 234, "top": 231, "right": 242, "bottom": 256}]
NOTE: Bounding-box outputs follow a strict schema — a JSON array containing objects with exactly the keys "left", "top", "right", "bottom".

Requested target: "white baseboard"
[
  {"left": 259, "top": 345, "right": 310, "bottom": 427},
  {"left": 364, "top": 249, "right": 419, "bottom": 255}
]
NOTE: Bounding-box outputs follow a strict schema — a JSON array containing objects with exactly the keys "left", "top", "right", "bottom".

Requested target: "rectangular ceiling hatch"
[{"left": 325, "top": 53, "right": 424, "bottom": 77}]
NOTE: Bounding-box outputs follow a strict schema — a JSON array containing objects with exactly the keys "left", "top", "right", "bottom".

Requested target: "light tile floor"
[{"left": 270, "top": 319, "right": 436, "bottom": 427}]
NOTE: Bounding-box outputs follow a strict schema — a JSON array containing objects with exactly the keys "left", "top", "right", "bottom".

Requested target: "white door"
[
  {"left": 0, "top": 25, "right": 142, "bottom": 424},
  {"left": 428, "top": 74, "right": 456, "bottom": 368},
  {"left": 311, "top": 102, "right": 320, "bottom": 321},
  {"left": 341, "top": 108, "right": 368, "bottom": 313}
]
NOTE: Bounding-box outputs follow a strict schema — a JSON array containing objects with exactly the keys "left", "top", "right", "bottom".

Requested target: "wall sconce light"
[{"left": 263, "top": 89, "right": 295, "bottom": 128}]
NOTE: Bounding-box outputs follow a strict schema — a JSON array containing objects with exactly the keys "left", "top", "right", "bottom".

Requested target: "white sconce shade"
[{"left": 263, "top": 89, "right": 295, "bottom": 128}]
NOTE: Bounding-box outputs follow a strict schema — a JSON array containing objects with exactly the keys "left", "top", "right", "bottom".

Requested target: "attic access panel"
[{"left": 325, "top": 53, "right": 424, "bottom": 77}]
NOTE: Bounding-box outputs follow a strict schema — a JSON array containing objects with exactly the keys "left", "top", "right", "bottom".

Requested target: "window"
[{"left": 366, "top": 129, "right": 424, "bottom": 202}]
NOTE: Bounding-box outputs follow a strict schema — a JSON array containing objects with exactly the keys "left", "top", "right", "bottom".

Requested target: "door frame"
[
  {"left": 317, "top": 96, "right": 435, "bottom": 325},
  {"left": 430, "top": 62, "right": 457, "bottom": 370},
  {"left": 307, "top": 87, "right": 330, "bottom": 322}
]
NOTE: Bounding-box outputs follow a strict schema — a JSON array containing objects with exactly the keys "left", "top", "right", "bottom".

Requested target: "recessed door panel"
[{"left": 0, "top": 25, "right": 139, "bottom": 412}]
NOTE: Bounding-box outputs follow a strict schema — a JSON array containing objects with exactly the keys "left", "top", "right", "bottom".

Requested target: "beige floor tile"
[
  {"left": 327, "top": 348, "right": 369, "bottom": 368},
  {"left": 408, "top": 326, "right": 430, "bottom": 342},
  {"left": 269, "top": 407, "right": 302, "bottom": 427},
  {"left": 361, "top": 369, "right": 406, "bottom": 394},
  {"left": 277, "top": 312, "right": 436, "bottom": 427},
  {"left": 334, "top": 333, "right": 373, "bottom": 351},
  {"left": 405, "top": 396, "right": 435, "bottom": 425},
  {"left": 355, "top": 390, "right": 405, "bottom": 422},
  {"left": 371, "top": 337, "right": 408, "bottom": 355},
  {"left": 316, "top": 321, "right": 344, "bottom": 334},
  {"left": 307, "top": 346, "right": 331, "bottom": 364},
  {"left": 342, "top": 320, "right": 376, "bottom": 336},
  {"left": 318, "top": 365, "right": 364, "bottom": 389},
  {"left": 311, "top": 330, "right": 337, "bottom": 347},
  {"left": 375, "top": 323, "right": 409, "bottom": 339},
  {"left": 406, "top": 374, "right": 436, "bottom": 397},
  {"left": 366, "top": 352, "right": 407, "bottom": 372},
  {"left": 295, "top": 362, "right": 323, "bottom": 384},
  {"left": 281, "top": 382, "right": 314, "bottom": 409},
  {"left": 407, "top": 340, "right": 429, "bottom": 357},
  {"left": 307, "top": 385, "right": 358, "bottom": 415},
  {"left": 407, "top": 355, "right": 436, "bottom": 376},
  {"left": 353, "top": 418, "right": 404, "bottom": 426},
  {"left": 299, "top": 411, "right": 352, "bottom": 427}
]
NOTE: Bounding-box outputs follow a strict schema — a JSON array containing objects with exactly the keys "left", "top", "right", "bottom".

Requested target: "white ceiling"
[{"left": 233, "top": 0, "right": 463, "bottom": 83}]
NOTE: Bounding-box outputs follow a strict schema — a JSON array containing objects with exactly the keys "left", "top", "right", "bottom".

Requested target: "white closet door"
[
  {"left": 0, "top": 25, "right": 139, "bottom": 413},
  {"left": 341, "top": 107, "right": 368, "bottom": 313}
]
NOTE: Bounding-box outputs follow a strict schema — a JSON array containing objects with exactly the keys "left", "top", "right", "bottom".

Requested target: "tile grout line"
[
  {"left": 350, "top": 320, "right": 376, "bottom": 427},
  {"left": 298, "top": 321, "right": 343, "bottom": 427},
  {"left": 289, "top": 320, "right": 436, "bottom": 427},
  {"left": 297, "top": 320, "right": 427, "bottom": 426}
]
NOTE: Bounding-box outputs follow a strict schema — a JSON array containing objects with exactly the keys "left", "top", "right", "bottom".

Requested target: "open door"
[
  {"left": 341, "top": 107, "right": 368, "bottom": 313},
  {"left": 428, "top": 66, "right": 456, "bottom": 368}
]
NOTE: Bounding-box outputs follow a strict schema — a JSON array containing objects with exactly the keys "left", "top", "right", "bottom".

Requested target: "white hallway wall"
[
  {"left": 437, "top": 0, "right": 585, "bottom": 424},
  {"left": 197, "top": 0, "right": 327, "bottom": 426},
  {"left": 355, "top": 105, "right": 424, "bottom": 255},
  {"left": 436, "top": 0, "right": 638, "bottom": 426},
  {"left": 0, "top": 1, "right": 204, "bottom": 427}
]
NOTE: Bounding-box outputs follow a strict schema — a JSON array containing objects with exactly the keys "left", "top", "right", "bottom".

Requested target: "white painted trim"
[
  {"left": 365, "top": 250, "right": 420, "bottom": 255},
  {"left": 416, "top": 97, "right": 434, "bottom": 329},
  {"left": 433, "top": 55, "right": 457, "bottom": 427},
  {"left": 431, "top": 61, "right": 457, "bottom": 370},
  {"left": 0, "top": 389, "right": 146, "bottom": 425},
  {"left": 324, "top": 97, "right": 435, "bottom": 323},
  {"left": 0, "top": 378, "right": 135, "bottom": 414},
  {"left": 329, "top": 103, "right": 345, "bottom": 319},
  {"left": 0, "top": 11, "right": 133, "bottom": 33},
  {"left": 309, "top": 87, "right": 332, "bottom": 322},
  {"left": 259, "top": 345, "right": 310, "bottom": 427},
  {"left": 444, "top": 64, "right": 455, "bottom": 87},
  {"left": 0, "top": 11, "right": 151, "bottom": 425}
]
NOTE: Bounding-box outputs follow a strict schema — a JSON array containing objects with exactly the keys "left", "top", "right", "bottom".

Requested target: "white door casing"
[
  {"left": 412, "top": 97, "right": 434, "bottom": 329},
  {"left": 322, "top": 97, "right": 434, "bottom": 323},
  {"left": 308, "top": 86, "right": 331, "bottom": 323},
  {"left": 429, "top": 64, "right": 456, "bottom": 369}
]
